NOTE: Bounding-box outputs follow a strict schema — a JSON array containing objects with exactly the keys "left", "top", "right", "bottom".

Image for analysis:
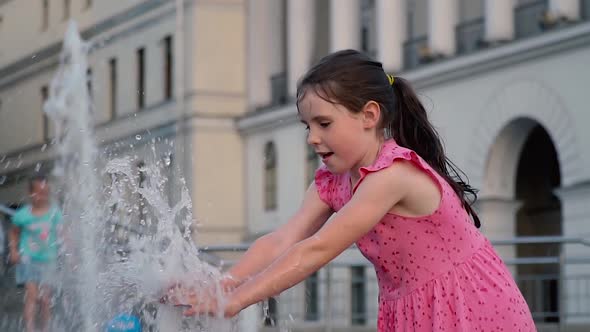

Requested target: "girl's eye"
[{"left": 320, "top": 122, "right": 330, "bottom": 128}]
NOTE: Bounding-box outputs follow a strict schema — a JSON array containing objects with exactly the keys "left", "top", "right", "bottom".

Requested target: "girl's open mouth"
[{"left": 319, "top": 152, "right": 333, "bottom": 161}]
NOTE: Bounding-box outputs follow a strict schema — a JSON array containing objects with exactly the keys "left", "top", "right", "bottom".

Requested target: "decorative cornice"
[
  {"left": 0, "top": 0, "right": 172, "bottom": 89},
  {"left": 0, "top": 107, "right": 242, "bottom": 176},
  {"left": 239, "top": 22, "right": 590, "bottom": 134},
  {"left": 237, "top": 104, "right": 299, "bottom": 135},
  {"left": 403, "top": 21, "right": 590, "bottom": 89}
]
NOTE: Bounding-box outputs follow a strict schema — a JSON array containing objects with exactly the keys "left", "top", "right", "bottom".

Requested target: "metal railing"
[
  {"left": 493, "top": 236, "right": 590, "bottom": 329},
  {"left": 201, "top": 236, "right": 590, "bottom": 331}
]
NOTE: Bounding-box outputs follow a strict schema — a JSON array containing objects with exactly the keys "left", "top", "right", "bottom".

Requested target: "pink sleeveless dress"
[{"left": 315, "top": 140, "right": 535, "bottom": 331}]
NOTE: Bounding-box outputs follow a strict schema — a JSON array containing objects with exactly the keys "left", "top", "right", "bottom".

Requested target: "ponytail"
[
  {"left": 297, "top": 49, "right": 480, "bottom": 228},
  {"left": 389, "top": 78, "right": 481, "bottom": 228}
]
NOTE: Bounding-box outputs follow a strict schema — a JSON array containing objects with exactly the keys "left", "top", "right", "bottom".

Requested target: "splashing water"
[{"left": 9, "top": 21, "right": 237, "bottom": 331}]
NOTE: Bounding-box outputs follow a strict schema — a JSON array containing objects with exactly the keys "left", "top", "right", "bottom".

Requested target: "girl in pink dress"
[{"left": 167, "top": 50, "right": 535, "bottom": 331}]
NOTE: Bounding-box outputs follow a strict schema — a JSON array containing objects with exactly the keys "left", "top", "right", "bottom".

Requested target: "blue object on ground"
[{"left": 105, "top": 313, "right": 142, "bottom": 332}]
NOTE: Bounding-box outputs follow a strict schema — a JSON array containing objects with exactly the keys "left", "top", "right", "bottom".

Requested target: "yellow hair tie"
[{"left": 387, "top": 74, "right": 395, "bottom": 85}]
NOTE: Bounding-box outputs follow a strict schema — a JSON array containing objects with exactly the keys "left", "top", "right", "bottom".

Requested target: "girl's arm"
[
  {"left": 228, "top": 162, "right": 412, "bottom": 313},
  {"left": 222, "top": 182, "right": 333, "bottom": 289}
]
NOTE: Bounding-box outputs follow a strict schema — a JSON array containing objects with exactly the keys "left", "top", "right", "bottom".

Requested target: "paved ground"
[{"left": 0, "top": 264, "right": 26, "bottom": 331}]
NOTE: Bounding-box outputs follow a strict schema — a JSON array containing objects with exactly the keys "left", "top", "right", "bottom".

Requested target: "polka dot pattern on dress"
[{"left": 315, "top": 139, "right": 535, "bottom": 331}]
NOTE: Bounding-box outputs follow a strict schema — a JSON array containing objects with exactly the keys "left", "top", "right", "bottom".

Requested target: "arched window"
[
  {"left": 306, "top": 144, "right": 319, "bottom": 187},
  {"left": 264, "top": 141, "right": 277, "bottom": 211}
]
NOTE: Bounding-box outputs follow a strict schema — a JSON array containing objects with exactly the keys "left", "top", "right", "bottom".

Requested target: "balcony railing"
[
  {"left": 583, "top": 0, "right": 590, "bottom": 19},
  {"left": 515, "top": 0, "right": 549, "bottom": 39},
  {"left": 403, "top": 0, "right": 590, "bottom": 70},
  {"left": 270, "top": 72, "right": 288, "bottom": 106},
  {"left": 402, "top": 35, "right": 428, "bottom": 70},
  {"left": 456, "top": 17, "right": 485, "bottom": 55}
]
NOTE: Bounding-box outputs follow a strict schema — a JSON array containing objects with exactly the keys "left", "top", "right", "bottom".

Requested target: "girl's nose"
[{"left": 307, "top": 130, "right": 320, "bottom": 146}]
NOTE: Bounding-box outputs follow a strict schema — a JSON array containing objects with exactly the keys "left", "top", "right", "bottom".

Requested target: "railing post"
[
  {"left": 325, "top": 265, "right": 333, "bottom": 332},
  {"left": 558, "top": 248, "right": 565, "bottom": 332}
]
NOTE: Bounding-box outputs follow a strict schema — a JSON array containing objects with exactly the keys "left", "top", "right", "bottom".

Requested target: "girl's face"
[
  {"left": 30, "top": 180, "right": 49, "bottom": 206},
  {"left": 298, "top": 90, "right": 381, "bottom": 174}
]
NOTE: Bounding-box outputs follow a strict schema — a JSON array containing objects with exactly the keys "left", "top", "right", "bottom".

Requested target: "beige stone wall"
[
  {"left": 0, "top": 0, "right": 248, "bottom": 247},
  {"left": 181, "top": 0, "right": 247, "bottom": 246}
]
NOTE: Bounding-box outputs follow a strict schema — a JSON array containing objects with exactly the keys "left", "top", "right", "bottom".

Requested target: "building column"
[
  {"left": 484, "top": 0, "right": 515, "bottom": 42},
  {"left": 376, "top": 0, "right": 405, "bottom": 72},
  {"left": 247, "top": 0, "right": 271, "bottom": 109},
  {"left": 330, "top": 0, "right": 361, "bottom": 52},
  {"left": 548, "top": 0, "right": 580, "bottom": 20},
  {"left": 555, "top": 183, "right": 590, "bottom": 324},
  {"left": 477, "top": 197, "right": 521, "bottom": 276},
  {"left": 427, "top": 0, "right": 457, "bottom": 57},
  {"left": 287, "top": 0, "right": 315, "bottom": 97}
]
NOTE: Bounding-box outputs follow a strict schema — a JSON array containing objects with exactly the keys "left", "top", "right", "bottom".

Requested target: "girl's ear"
[{"left": 361, "top": 101, "right": 381, "bottom": 129}]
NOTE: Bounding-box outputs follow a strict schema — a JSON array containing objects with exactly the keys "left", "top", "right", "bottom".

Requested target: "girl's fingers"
[{"left": 182, "top": 306, "right": 196, "bottom": 316}]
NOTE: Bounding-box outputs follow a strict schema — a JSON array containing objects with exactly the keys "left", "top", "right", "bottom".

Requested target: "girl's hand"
[{"left": 161, "top": 280, "right": 243, "bottom": 318}]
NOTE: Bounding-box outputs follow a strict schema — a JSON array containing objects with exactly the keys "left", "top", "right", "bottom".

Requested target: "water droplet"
[
  {"left": 41, "top": 144, "right": 48, "bottom": 152},
  {"left": 35, "top": 163, "right": 42, "bottom": 172},
  {"left": 0, "top": 176, "right": 6, "bottom": 185},
  {"left": 164, "top": 155, "right": 171, "bottom": 166},
  {"left": 135, "top": 135, "right": 141, "bottom": 140}
]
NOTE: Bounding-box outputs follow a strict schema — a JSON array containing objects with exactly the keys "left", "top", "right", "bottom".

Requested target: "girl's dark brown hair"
[{"left": 296, "top": 49, "right": 480, "bottom": 228}]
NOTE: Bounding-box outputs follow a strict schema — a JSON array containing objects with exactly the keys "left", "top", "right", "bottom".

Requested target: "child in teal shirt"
[
  {"left": 9, "top": 175, "right": 62, "bottom": 332},
  {"left": 11, "top": 204, "right": 61, "bottom": 265}
]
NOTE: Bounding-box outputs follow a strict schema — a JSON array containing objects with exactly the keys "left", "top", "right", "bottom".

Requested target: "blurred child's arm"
[
  {"left": 229, "top": 162, "right": 412, "bottom": 311},
  {"left": 222, "top": 182, "right": 333, "bottom": 289},
  {"left": 8, "top": 226, "right": 20, "bottom": 264}
]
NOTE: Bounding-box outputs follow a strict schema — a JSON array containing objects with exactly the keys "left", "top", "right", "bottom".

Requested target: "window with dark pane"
[
  {"left": 305, "top": 271, "right": 319, "bottom": 321},
  {"left": 42, "top": 0, "right": 49, "bottom": 30},
  {"left": 264, "top": 141, "right": 277, "bottom": 211},
  {"left": 137, "top": 47, "right": 146, "bottom": 110},
  {"left": 163, "top": 35, "right": 173, "bottom": 100},
  {"left": 109, "top": 58, "right": 117, "bottom": 120},
  {"left": 86, "top": 67, "right": 93, "bottom": 100},
  {"left": 41, "top": 85, "right": 49, "bottom": 141},
  {"left": 351, "top": 266, "right": 367, "bottom": 325},
  {"left": 63, "top": 0, "right": 71, "bottom": 20}
]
